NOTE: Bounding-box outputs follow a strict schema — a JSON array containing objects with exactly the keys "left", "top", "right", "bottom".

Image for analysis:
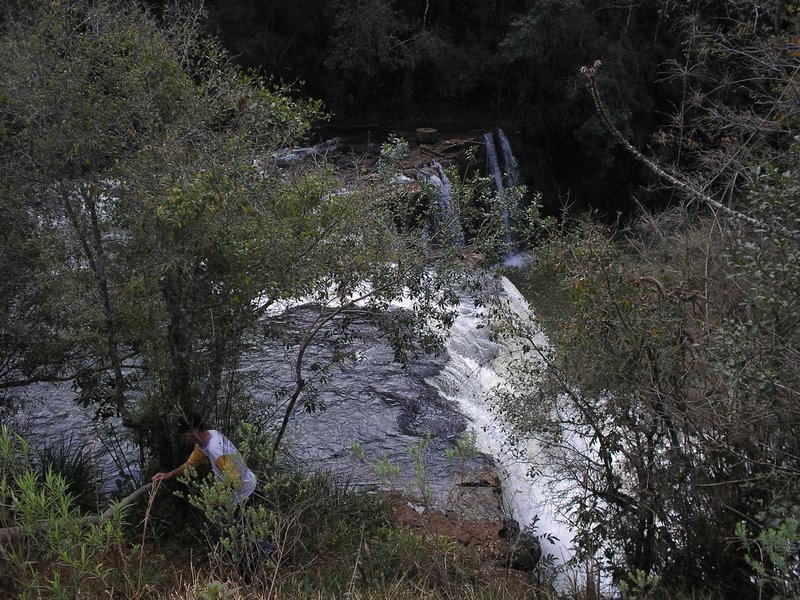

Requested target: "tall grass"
[{"left": 34, "top": 436, "right": 98, "bottom": 511}]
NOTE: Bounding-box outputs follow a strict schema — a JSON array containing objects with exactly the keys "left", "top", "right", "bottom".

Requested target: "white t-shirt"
[{"left": 187, "top": 430, "right": 257, "bottom": 503}]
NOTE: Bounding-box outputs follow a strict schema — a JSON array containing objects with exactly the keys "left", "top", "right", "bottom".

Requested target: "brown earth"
[
  {"left": 387, "top": 469, "right": 512, "bottom": 563},
  {"left": 385, "top": 469, "right": 550, "bottom": 595}
]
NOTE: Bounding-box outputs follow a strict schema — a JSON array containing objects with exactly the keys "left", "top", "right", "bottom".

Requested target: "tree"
[
  {"left": 496, "top": 0, "right": 674, "bottom": 215},
  {"left": 0, "top": 1, "right": 472, "bottom": 470},
  {"left": 324, "top": 0, "right": 426, "bottom": 114},
  {"left": 490, "top": 1, "right": 800, "bottom": 595},
  {"left": 0, "top": 0, "right": 188, "bottom": 411}
]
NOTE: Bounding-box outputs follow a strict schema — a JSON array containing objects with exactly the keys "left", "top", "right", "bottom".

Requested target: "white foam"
[{"left": 425, "top": 277, "right": 575, "bottom": 572}]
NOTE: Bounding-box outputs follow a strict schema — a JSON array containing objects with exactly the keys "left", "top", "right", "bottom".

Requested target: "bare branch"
[
  {"left": 0, "top": 483, "right": 153, "bottom": 544},
  {"left": 580, "top": 59, "right": 800, "bottom": 242}
]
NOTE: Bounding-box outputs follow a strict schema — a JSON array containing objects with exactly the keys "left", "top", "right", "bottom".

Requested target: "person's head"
[{"left": 176, "top": 413, "right": 209, "bottom": 445}]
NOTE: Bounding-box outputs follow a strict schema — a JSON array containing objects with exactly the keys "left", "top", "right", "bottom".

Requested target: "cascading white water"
[
  {"left": 484, "top": 129, "right": 521, "bottom": 246},
  {"left": 484, "top": 132, "right": 504, "bottom": 193},
  {"left": 497, "top": 129, "right": 520, "bottom": 189},
  {"left": 425, "top": 276, "right": 575, "bottom": 568},
  {"left": 428, "top": 161, "right": 465, "bottom": 247}
]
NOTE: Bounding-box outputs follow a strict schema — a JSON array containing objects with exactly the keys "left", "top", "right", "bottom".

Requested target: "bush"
[
  {"left": 492, "top": 206, "right": 800, "bottom": 596},
  {"left": 737, "top": 509, "right": 800, "bottom": 600},
  {"left": 0, "top": 425, "right": 162, "bottom": 597},
  {"left": 34, "top": 437, "right": 99, "bottom": 512},
  {"left": 176, "top": 457, "right": 391, "bottom": 584}
]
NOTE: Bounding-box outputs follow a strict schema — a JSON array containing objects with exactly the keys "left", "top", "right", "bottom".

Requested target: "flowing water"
[
  {"left": 9, "top": 129, "right": 579, "bottom": 582},
  {"left": 426, "top": 276, "right": 574, "bottom": 565},
  {"left": 484, "top": 132, "right": 504, "bottom": 192},
  {"left": 497, "top": 129, "right": 520, "bottom": 189},
  {"left": 425, "top": 161, "right": 465, "bottom": 247},
  {"left": 10, "top": 383, "right": 142, "bottom": 493},
  {"left": 10, "top": 275, "right": 576, "bottom": 569},
  {"left": 484, "top": 129, "right": 519, "bottom": 245},
  {"left": 238, "top": 301, "right": 493, "bottom": 499},
  {"left": 9, "top": 305, "right": 486, "bottom": 499}
]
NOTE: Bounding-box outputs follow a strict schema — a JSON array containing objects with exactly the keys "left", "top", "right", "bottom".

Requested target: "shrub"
[
  {"left": 492, "top": 207, "right": 800, "bottom": 595},
  {"left": 0, "top": 425, "right": 161, "bottom": 597},
  {"left": 737, "top": 509, "right": 800, "bottom": 600}
]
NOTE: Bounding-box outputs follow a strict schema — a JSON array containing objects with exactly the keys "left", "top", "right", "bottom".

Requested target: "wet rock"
[
  {"left": 508, "top": 530, "right": 542, "bottom": 572},
  {"left": 416, "top": 128, "right": 439, "bottom": 144},
  {"left": 460, "top": 471, "right": 501, "bottom": 488},
  {"left": 501, "top": 518, "right": 543, "bottom": 573}
]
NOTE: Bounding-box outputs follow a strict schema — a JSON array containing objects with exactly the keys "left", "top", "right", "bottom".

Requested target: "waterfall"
[
  {"left": 484, "top": 132, "right": 504, "bottom": 193},
  {"left": 484, "top": 129, "right": 520, "bottom": 246},
  {"left": 425, "top": 277, "right": 575, "bottom": 572},
  {"left": 427, "top": 161, "right": 465, "bottom": 248},
  {"left": 484, "top": 128, "right": 519, "bottom": 192},
  {"left": 497, "top": 129, "right": 519, "bottom": 189}
]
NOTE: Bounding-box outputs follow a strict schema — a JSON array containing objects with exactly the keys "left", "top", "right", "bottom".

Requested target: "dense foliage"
[
  {"left": 491, "top": 1, "right": 800, "bottom": 596},
  {"left": 2, "top": 0, "right": 799, "bottom": 597},
  {"left": 0, "top": 0, "right": 480, "bottom": 470}
]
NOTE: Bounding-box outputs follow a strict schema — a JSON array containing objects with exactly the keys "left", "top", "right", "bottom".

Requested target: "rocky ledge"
[{"left": 387, "top": 469, "right": 542, "bottom": 575}]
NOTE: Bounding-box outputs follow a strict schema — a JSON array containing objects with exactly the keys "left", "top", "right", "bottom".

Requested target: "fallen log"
[{"left": 0, "top": 482, "right": 154, "bottom": 543}]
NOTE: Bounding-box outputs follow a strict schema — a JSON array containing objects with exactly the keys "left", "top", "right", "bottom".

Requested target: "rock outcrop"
[{"left": 386, "top": 468, "right": 541, "bottom": 575}]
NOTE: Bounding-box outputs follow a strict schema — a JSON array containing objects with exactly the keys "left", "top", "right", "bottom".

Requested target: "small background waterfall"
[
  {"left": 484, "top": 128, "right": 520, "bottom": 246},
  {"left": 423, "top": 161, "right": 465, "bottom": 247}
]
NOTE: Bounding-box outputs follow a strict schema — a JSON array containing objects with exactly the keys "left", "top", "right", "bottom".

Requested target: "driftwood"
[
  {"left": 0, "top": 482, "right": 154, "bottom": 544},
  {"left": 419, "top": 146, "right": 446, "bottom": 158}
]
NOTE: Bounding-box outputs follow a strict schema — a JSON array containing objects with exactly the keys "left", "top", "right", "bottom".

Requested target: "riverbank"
[{"left": 0, "top": 423, "right": 556, "bottom": 599}]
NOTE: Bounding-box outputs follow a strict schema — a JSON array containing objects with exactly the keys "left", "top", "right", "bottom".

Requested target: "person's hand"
[{"left": 151, "top": 472, "right": 170, "bottom": 484}]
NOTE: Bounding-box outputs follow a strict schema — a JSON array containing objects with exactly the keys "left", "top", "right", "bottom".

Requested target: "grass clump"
[{"left": 34, "top": 437, "right": 98, "bottom": 512}]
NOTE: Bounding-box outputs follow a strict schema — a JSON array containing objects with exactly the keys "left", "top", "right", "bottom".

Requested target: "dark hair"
[{"left": 176, "top": 413, "right": 208, "bottom": 433}]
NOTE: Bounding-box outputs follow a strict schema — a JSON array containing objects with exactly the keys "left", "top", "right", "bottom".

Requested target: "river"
[
  {"left": 8, "top": 272, "right": 577, "bottom": 577},
  {"left": 7, "top": 129, "right": 582, "bottom": 584}
]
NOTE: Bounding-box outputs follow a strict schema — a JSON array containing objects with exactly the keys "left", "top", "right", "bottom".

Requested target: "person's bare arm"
[
  {"left": 151, "top": 445, "right": 207, "bottom": 483},
  {"left": 151, "top": 462, "right": 188, "bottom": 484}
]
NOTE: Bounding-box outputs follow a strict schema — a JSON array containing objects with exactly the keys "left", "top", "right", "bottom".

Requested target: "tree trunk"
[
  {"left": 62, "top": 183, "right": 129, "bottom": 418},
  {"left": 160, "top": 267, "right": 193, "bottom": 412}
]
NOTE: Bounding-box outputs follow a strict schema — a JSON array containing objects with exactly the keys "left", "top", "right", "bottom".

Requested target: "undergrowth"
[{"left": 2, "top": 420, "right": 745, "bottom": 599}]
